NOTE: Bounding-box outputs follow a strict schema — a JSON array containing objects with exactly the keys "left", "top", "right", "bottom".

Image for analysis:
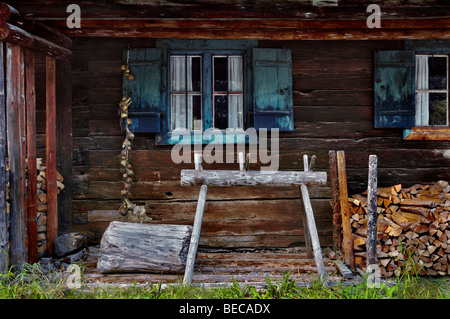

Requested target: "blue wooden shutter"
[
  {"left": 123, "top": 48, "right": 162, "bottom": 133},
  {"left": 252, "top": 48, "right": 294, "bottom": 131},
  {"left": 374, "top": 50, "right": 415, "bottom": 128}
]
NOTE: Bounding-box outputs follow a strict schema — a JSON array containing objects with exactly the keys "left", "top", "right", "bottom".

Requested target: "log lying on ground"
[
  {"left": 97, "top": 221, "right": 192, "bottom": 274},
  {"left": 348, "top": 181, "right": 450, "bottom": 277}
]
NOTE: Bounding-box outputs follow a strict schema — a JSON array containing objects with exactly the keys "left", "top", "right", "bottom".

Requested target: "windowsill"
[
  {"left": 403, "top": 127, "right": 450, "bottom": 140},
  {"left": 155, "top": 129, "right": 254, "bottom": 145}
]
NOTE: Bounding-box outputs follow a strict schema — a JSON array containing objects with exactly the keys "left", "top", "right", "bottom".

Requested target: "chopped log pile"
[
  {"left": 6, "top": 157, "right": 65, "bottom": 257},
  {"left": 35, "top": 158, "right": 65, "bottom": 257},
  {"left": 349, "top": 181, "right": 450, "bottom": 277}
]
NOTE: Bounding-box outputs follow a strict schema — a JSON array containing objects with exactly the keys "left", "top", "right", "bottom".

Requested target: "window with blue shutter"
[
  {"left": 374, "top": 50, "right": 416, "bottom": 128},
  {"left": 122, "top": 41, "right": 294, "bottom": 144},
  {"left": 374, "top": 42, "right": 450, "bottom": 139}
]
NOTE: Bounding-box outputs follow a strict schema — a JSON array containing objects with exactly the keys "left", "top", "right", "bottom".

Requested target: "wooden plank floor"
[{"left": 82, "top": 247, "right": 347, "bottom": 288}]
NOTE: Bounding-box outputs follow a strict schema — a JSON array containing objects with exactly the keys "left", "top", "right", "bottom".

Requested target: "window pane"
[
  {"left": 188, "top": 56, "right": 202, "bottom": 92},
  {"left": 228, "top": 95, "right": 243, "bottom": 129},
  {"left": 214, "top": 57, "right": 228, "bottom": 92},
  {"left": 228, "top": 56, "right": 243, "bottom": 92},
  {"left": 171, "top": 56, "right": 185, "bottom": 92},
  {"left": 428, "top": 56, "right": 447, "bottom": 90},
  {"left": 214, "top": 95, "right": 228, "bottom": 129},
  {"left": 188, "top": 95, "right": 202, "bottom": 130},
  {"left": 171, "top": 95, "right": 186, "bottom": 130},
  {"left": 429, "top": 93, "right": 447, "bottom": 126}
]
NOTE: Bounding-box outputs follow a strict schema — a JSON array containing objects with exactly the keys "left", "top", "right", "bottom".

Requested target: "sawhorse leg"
[
  {"left": 300, "top": 184, "right": 328, "bottom": 285},
  {"left": 183, "top": 184, "right": 208, "bottom": 285},
  {"left": 300, "top": 154, "right": 327, "bottom": 285}
]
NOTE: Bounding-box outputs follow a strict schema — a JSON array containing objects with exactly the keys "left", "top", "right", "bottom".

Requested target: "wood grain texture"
[
  {"left": 181, "top": 170, "right": 327, "bottom": 187},
  {"left": 6, "top": 43, "right": 26, "bottom": 268},
  {"left": 37, "top": 38, "right": 450, "bottom": 250},
  {"left": 97, "top": 221, "right": 192, "bottom": 274},
  {"left": 25, "top": 49, "right": 38, "bottom": 264},
  {"left": 337, "top": 151, "right": 354, "bottom": 269},
  {"left": 46, "top": 56, "right": 57, "bottom": 256}
]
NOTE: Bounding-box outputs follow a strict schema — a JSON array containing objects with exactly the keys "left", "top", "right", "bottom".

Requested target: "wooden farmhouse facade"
[{"left": 1, "top": 0, "right": 450, "bottom": 271}]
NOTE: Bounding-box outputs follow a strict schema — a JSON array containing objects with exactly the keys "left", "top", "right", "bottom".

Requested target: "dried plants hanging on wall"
[{"left": 118, "top": 54, "right": 151, "bottom": 223}]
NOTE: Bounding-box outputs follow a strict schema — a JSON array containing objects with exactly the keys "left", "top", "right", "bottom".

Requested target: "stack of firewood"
[
  {"left": 349, "top": 181, "right": 450, "bottom": 277},
  {"left": 35, "top": 158, "right": 65, "bottom": 256}
]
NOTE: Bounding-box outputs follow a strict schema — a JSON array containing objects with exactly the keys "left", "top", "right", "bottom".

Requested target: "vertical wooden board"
[
  {"left": 6, "top": 43, "right": 26, "bottom": 268},
  {"left": 329, "top": 150, "right": 341, "bottom": 253},
  {"left": 25, "top": 50, "right": 38, "bottom": 264},
  {"left": 46, "top": 57, "right": 58, "bottom": 257},
  {"left": 0, "top": 42, "right": 8, "bottom": 272},
  {"left": 336, "top": 151, "right": 354, "bottom": 269},
  {"left": 56, "top": 59, "right": 73, "bottom": 230}
]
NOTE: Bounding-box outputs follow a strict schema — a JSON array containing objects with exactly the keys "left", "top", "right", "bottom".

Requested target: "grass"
[{"left": 0, "top": 262, "right": 449, "bottom": 299}]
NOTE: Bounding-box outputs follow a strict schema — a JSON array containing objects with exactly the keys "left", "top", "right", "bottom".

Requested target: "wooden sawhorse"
[{"left": 181, "top": 153, "right": 328, "bottom": 286}]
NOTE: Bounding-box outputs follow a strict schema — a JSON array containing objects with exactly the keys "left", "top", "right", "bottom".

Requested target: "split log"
[{"left": 97, "top": 221, "right": 192, "bottom": 274}]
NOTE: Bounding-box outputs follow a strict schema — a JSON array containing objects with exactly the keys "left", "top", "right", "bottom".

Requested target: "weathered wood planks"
[
  {"left": 55, "top": 37, "right": 450, "bottom": 250},
  {"left": 97, "top": 221, "right": 192, "bottom": 274}
]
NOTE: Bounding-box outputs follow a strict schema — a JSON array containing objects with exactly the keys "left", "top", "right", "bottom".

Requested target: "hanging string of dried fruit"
[{"left": 118, "top": 59, "right": 137, "bottom": 216}]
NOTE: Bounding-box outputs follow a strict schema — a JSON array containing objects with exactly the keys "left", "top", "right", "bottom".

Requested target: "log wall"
[{"left": 35, "top": 38, "right": 450, "bottom": 249}]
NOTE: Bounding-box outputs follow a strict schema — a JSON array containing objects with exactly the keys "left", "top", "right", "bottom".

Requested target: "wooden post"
[
  {"left": 183, "top": 184, "right": 208, "bottom": 285},
  {"left": 46, "top": 56, "right": 58, "bottom": 257},
  {"left": 336, "top": 151, "right": 354, "bottom": 269},
  {"left": 300, "top": 154, "right": 313, "bottom": 258},
  {"left": 0, "top": 41, "right": 8, "bottom": 272},
  {"left": 6, "top": 43, "right": 26, "bottom": 269},
  {"left": 25, "top": 49, "right": 37, "bottom": 264},
  {"left": 300, "top": 183, "right": 328, "bottom": 285},
  {"left": 366, "top": 155, "right": 378, "bottom": 267},
  {"left": 329, "top": 150, "right": 341, "bottom": 253}
]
